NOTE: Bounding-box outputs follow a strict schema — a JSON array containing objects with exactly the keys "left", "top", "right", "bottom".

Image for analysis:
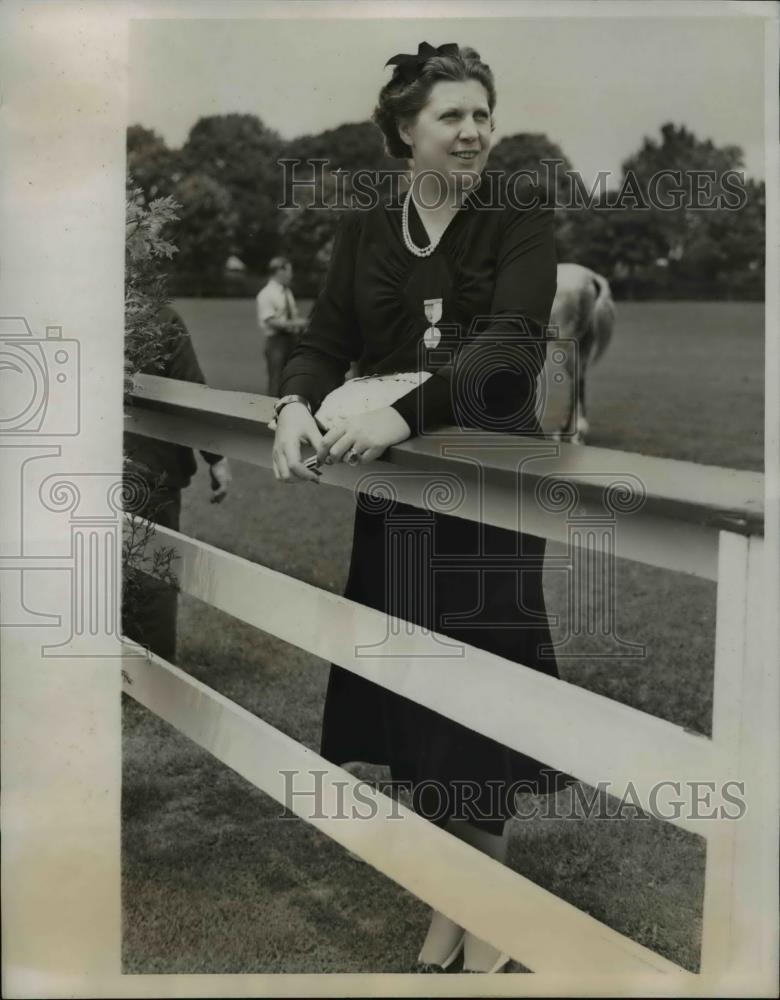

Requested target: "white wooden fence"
[{"left": 123, "top": 373, "right": 774, "bottom": 995}]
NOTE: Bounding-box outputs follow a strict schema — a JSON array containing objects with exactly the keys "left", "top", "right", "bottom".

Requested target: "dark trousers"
[
  {"left": 122, "top": 487, "right": 181, "bottom": 662},
  {"left": 264, "top": 330, "right": 297, "bottom": 398}
]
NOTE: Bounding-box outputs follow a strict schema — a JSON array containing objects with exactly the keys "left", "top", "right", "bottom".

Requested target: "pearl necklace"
[{"left": 401, "top": 187, "right": 440, "bottom": 258}]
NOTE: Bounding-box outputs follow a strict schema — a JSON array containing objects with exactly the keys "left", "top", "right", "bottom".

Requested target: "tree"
[
  {"left": 124, "top": 178, "right": 181, "bottom": 395},
  {"left": 620, "top": 122, "right": 763, "bottom": 296},
  {"left": 488, "top": 132, "right": 574, "bottom": 200},
  {"left": 127, "top": 125, "right": 182, "bottom": 201},
  {"left": 562, "top": 193, "right": 667, "bottom": 284},
  {"left": 123, "top": 181, "right": 182, "bottom": 644},
  {"left": 622, "top": 122, "right": 743, "bottom": 190},
  {"left": 724, "top": 177, "right": 765, "bottom": 273},
  {"left": 678, "top": 177, "right": 765, "bottom": 294},
  {"left": 168, "top": 173, "right": 238, "bottom": 286},
  {"left": 279, "top": 123, "right": 399, "bottom": 298},
  {"left": 621, "top": 122, "right": 744, "bottom": 261},
  {"left": 285, "top": 121, "right": 393, "bottom": 174},
  {"left": 181, "top": 113, "right": 286, "bottom": 272},
  {"left": 278, "top": 171, "right": 347, "bottom": 298},
  {"left": 488, "top": 133, "right": 577, "bottom": 259}
]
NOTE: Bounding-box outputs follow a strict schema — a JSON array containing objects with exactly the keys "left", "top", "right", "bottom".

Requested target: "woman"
[{"left": 272, "top": 42, "right": 569, "bottom": 974}]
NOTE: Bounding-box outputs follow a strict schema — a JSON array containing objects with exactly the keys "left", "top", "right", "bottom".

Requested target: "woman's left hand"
[{"left": 316, "top": 407, "right": 411, "bottom": 466}]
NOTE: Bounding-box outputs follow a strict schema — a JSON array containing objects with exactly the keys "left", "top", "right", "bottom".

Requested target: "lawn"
[
  {"left": 174, "top": 297, "right": 764, "bottom": 471},
  {"left": 122, "top": 297, "right": 763, "bottom": 974}
]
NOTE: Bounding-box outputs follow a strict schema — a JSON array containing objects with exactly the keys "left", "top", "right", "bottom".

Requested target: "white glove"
[{"left": 314, "top": 371, "right": 432, "bottom": 431}]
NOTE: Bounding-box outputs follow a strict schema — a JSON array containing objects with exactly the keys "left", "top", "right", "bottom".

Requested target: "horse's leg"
[
  {"left": 553, "top": 338, "right": 578, "bottom": 441},
  {"left": 558, "top": 345, "right": 588, "bottom": 443},
  {"left": 553, "top": 380, "right": 572, "bottom": 440},
  {"left": 575, "top": 363, "right": 589, "bottom": 443},
  {"left": 570, "top": 315, "right": 597, "bottom": 443}
]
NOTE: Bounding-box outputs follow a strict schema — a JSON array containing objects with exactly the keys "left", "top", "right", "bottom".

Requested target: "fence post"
[{"left": 701, "top": 532, "right": 773, "bottom": 989}]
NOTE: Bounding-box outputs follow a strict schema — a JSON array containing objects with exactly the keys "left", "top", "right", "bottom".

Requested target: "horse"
[{"left": 545, "top": 262, "right": 616, "bottom": 444}]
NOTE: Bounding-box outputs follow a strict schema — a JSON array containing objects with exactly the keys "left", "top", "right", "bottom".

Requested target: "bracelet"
[
  {"left": 274, "top": 394, "right": 312, "bottom": 417},
  {"left": 268, "top": 394, "right": 312, "bottom": 431}
]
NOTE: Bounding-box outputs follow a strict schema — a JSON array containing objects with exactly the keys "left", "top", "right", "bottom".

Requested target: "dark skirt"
[{"left": 320, "top": 496, "right": 573, "bottom": 834}]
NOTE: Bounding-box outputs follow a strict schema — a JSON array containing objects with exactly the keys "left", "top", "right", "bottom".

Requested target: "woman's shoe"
[
  {"left": 462, "top": 931, "right": 510, "bottom": 973},
  {"left": 463, "top": 951, "right": 510, "bottom": 973},
  {"left": 411, "top": 929, "right": 466, "bottom": 973},
  {"left": 411, "top": 961, "right": 447, "bottom": 974}
]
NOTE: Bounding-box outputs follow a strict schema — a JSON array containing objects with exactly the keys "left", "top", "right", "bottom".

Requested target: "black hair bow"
[{"left": 385, "top": 41, "right": 459, "bottom": 74}]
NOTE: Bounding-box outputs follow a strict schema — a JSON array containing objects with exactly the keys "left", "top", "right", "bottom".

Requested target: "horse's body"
[{"left": 547, "top": 262, "right": 615, "bottom": 443}]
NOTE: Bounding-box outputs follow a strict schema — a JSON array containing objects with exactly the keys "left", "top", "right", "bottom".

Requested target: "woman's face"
[{"left": 398, "top": 78, "right": 493, "bottom": 190}]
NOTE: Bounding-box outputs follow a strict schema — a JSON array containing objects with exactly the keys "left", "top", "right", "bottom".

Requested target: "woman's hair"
[{"left": 372, "top": 45, "right": 496, "bottom": 159}]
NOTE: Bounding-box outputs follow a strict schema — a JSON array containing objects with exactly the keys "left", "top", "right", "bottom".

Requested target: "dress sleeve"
[
  {"left": 390, "top": 190, "right": 557, "bottom": 435},
  {"left": 277, "top": 212, "right": 363, "bottom": 412}
]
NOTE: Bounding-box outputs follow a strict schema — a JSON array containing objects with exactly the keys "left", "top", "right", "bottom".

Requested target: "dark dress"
[{"left": 279, "top": 177, "right": 572, "bottom": 834}]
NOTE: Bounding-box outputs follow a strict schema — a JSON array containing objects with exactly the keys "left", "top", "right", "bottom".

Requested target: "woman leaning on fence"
[{"left": 271, "top": 42, "right": 573, "bottom": 974}]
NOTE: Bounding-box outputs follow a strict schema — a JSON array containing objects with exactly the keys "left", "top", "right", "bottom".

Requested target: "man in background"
[
  {"left": 256, "top": 256, "right": 307, "bottom": 397},
  {"left": 123, "top": 304, "right": 231, "bottom": 662}
]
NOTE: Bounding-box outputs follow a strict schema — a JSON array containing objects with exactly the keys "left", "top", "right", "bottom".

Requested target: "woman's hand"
[
  {"left": 315, "top": 407, "right": 411, "bottom": 466},
  {"left": 273, "top": 403, "right": 324, "bottom": 482}
]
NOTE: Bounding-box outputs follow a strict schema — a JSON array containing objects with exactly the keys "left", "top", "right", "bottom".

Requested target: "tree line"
[{"left": 127, "top": 116, "right": 764, "bottom": 300}]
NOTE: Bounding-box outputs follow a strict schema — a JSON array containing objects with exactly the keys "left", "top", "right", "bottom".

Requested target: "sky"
[{"left": 128, "top": 13, "right": 767, "bottom": 186}]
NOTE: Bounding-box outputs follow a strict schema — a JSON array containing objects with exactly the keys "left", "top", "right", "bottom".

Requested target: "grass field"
[
  {"left": 174, "top": 297, "right": 764, "bottom": 471},
  {"left": 122, "top": 298, "right": 763, "bottom": 974}
]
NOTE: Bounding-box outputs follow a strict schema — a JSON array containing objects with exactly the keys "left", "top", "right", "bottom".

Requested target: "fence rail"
[{"left": 123, "top": 374, "right": 774, "bottom": 991}]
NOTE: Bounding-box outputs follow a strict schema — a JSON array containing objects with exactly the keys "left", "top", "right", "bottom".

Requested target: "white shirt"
[{"left": 256, "top": 277, "right": 298, "bottom": 338}]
